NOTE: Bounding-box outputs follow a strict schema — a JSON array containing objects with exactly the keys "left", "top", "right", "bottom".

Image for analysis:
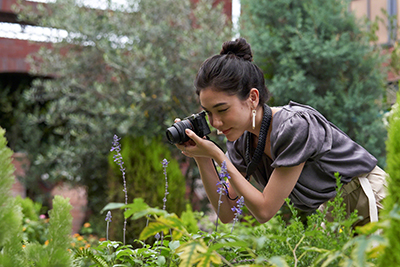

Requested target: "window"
[{"left": 388, "top": 0, "right": 397, "bottom": 43}]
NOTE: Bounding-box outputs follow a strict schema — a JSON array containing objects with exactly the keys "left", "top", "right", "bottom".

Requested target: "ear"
[{"left": 249, "top": 88, "right": 260, "bottom": 108}]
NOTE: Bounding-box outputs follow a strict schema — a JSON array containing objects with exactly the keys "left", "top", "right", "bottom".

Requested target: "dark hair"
[{"left": 194, "top": 38, "right": 270, "bottom": 105}]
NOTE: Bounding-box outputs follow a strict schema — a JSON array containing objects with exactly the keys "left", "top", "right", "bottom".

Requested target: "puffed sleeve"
[{"left": 270, "top": 111, "right": 332, "bottom": 168}]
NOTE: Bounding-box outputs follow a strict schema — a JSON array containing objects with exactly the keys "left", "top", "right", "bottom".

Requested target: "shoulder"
[
  {"left": 273, "top": 101, "right": 328, "bottom": 125},
  {"left": 270, "top": 101, "right": 333, "bottom": 167},
  {"left": 272, "top": 101, "right": 332, "bottom": 136}
]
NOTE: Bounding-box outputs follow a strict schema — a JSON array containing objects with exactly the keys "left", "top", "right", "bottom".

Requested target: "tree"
[
  {"left": 379, "top": 92, "right": 400, "bottom": 266},
  {"left": 13, "top": 0, "right": 231, "bottom": 221},
  {"left": 240, "top": 0, "right": 388, "bottom": 166}
]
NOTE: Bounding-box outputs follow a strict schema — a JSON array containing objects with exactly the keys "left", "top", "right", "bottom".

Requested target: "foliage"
[
  {"left": 23, "top": 195, "right": 73, "bottom": 267},
  {"left": 0, "top": 128, "right": 75, "bottom": 266},
  {"left": 15, "top": 195, "right": 50, "bottom": 245},
  {"left": 11, "top": 0, "right": 231, "bottom": 220},
  {"left": 78, "top": 177, "right": 388, "bottom": 267},
  {"left": 0, "top": 127, "right": 25, "bottom": 266},
  {"left": 379, "top": 91, "right": 400, "bottom": 265},
  {"left": 106, "top": 135, "right": 186, "bottom": 244},
  {"left": 0, "top": 74, "right": 41, "bottom": 153},
  {"left": 240, "top": 0, "right": 388, "bottom": 166}
]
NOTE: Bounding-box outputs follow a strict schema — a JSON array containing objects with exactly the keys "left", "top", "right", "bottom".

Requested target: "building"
[
  {"left": 350, "top": 0, "right": 398, "bottom": 46},
  {"left": 350, "top": 0, "right": 399, "bottom": 104}
]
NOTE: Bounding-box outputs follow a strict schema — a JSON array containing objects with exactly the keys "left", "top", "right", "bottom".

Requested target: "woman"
[{"left": 176, "top": 38, "right": 387, "bottom": 227}]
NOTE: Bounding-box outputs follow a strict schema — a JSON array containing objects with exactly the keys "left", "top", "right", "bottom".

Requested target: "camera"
[{"left": 166, "top": 111, "right": 211, "bottom": 144}]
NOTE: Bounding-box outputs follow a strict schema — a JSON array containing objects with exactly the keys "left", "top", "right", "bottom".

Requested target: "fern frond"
[{"left": 72, "top": 247, "right": 110, "bottom": 267}]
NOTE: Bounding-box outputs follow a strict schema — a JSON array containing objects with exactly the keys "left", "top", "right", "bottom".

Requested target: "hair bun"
[{"left": 220, "top": 38, "right": 253, "bottom": 61}]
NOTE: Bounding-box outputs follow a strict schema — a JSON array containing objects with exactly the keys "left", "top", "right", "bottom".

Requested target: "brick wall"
[
  {"left": 11, "top": 152, "right": 28, "bottom": 198},
  {"left": 0, "top": 37, "right": 45, "bottom": 72},
  {"left": 11, "top": 152, "right": 88, "bottom": 234},
  {"left": 1, "top": 0, "right": 18, "bottom": 12}
]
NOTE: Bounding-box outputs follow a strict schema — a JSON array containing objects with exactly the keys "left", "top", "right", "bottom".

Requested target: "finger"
[
  {"left": 174, "top": 118, "right": 181, "bottom": 123},
  {"left": 175, "top": 144, "right": 185, "bottom": 151},
  {"left": 185, "top": 129, "right": 202, "bottom": 143}
]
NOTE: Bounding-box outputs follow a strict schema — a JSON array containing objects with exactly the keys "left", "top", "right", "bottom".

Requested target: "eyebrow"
[{"left": 201, "top": 102, "right": 228, "bottom": 110}]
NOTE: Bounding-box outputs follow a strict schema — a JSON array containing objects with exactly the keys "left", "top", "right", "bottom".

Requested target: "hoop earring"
[{"left": 252, "top": 110, "right": 256, "bottom": 129}]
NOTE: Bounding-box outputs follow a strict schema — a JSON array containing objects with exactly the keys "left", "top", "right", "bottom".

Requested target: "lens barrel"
[{"left": 166, "top": 120, "right": 193, "bottom": 144}]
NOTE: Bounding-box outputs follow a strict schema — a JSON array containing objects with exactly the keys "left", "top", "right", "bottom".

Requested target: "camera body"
[{"left": 166, "top": 111, "right": 211, "bottom": 144}]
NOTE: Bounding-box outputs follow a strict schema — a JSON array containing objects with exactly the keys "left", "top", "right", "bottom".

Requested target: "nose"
[{"left": 210, "top": 115, "right": 223, "bottom": 129}]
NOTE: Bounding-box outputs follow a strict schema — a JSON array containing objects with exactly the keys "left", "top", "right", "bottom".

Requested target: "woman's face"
[{"left": 199, "top": 87, "right": 252, "bottom": 141}]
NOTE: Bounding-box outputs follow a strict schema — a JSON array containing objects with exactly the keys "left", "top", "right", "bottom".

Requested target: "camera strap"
[
  {"left": 207, "top": 104, "right": 271, "bottom": 201},
  {"left": 245, "top": 104, "right": 272, "bottom": 181}
]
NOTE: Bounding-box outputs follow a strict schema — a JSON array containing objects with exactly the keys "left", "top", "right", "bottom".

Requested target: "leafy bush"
[
  {"left": 0, "top": 127, "right": 25, "bottom": 266},
  {"left": 23, "top": 195, "right": 73, "bottom": 267},
  {"left": 78, "top": 160, "right": 386, "bottom": 267},
  {"left": 379, "top": 91, "right": 400, "bottom": 265},
  {"left": 14, "top": 195, "right": 49, "bottom": 244},
  {"left": 240, "top": 0, "right": 388, "bottom": 166},
  {"left": 107, "top": 135, "right": 186, "bottom": 244},
  {"left": 76, "top": 193, "right": 387, "bottom": 267},
  {"left": 0, "top": 126, "right": 75, "bottom": 266}
]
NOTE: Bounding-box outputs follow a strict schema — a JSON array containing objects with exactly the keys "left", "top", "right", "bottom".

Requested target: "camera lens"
[
  {"left": 166, "top": 127, "right": 179, "bottom": 144},
  {"left": 166, "top": 120, "right": 193, "bottom": 144}
]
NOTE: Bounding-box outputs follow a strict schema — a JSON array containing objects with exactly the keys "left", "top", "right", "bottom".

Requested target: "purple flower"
[
  {"left": 105, "top": 211, "right": 112, "bottom": 222},
  {"left": 162, "top": 159, "right": 169, "bottom": 211},
  {"left": 231, "top": 196, "right": 244, "bottom": 233},
  {"left": 162, "top": 159, "right": 169, "bottom": 168},
  {"left": 110, "top": 135, "right": 121, "bottom": 153},
  {"left": 110, "top": 134, "right": 128, "bottom": 245},
  {"left": 216, "top": 180, "right": 228, "bottom": 195},
  {"left": 105, "top": 210, "right": 112, "bottom": 241},
  {"left": 155, "top": 232, "right": 160, "bottom": 240},
  {"left": 231, "top": 196, "right": 245, "bottom": 219},
  {"left": 219, "top": 160, "right": 231, "bottom": 179}
]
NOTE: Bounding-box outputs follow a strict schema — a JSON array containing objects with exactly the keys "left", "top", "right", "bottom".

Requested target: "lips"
[{"left": 222, "top": 128, "right": 232, "bottom": 135}]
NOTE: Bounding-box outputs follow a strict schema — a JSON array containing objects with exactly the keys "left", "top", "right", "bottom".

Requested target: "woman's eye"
[{"left": 218, "top": 108, "right": 228, "bottom": 113}]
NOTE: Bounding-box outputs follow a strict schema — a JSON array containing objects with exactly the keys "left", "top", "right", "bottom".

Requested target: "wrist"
[
  {"left": 211, "top": 149, "right": 227, "bottom": 166},
  {"left": 194, "top": 156, "right": 212, "bottom": 165}
]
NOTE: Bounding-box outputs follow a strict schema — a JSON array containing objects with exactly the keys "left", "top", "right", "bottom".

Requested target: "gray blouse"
[{"left": 226, "top": 101, "right": 377, "bottom": 212}]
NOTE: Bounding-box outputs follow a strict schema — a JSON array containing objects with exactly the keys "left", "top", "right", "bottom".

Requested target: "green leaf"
[
  {"left": 367, "top": 243, "right": 386, "bottom": 259},
  {"left": 356, "top": 221, "right": 380, "bottom": 235},
  {"left": 321, "top": 251, "right": 342, "bottom": 267},
  {"left": 269, "top": 256, "right": 289, "bottom": 267},
  {"left": 139, "top": 222, "right": 170, "bottom": 240},
  {"left": 197, "top": 250, "right": 222, "bottom": 267},
  {"left": 124, "top": 198, "right": 168, "bottom": 219},
  {"left": 169, "top": 240, "right": 180, "bottom": 251},
  {"left": 139, "top": 214, "right": 188, "bottom": 240},
  {"left": 157, "top": 256, "right": 166, "bottom": 265},
  {"left": 115, "top": 248, "right": 134, "bottom": 260},
  {"left": 351, "top": 236, "right": 367, "bottom": 265},
  {"left": 176, "top": 240, "right": 208, "bottom": 267},
  {"left": 388, "top": 203, "right": 400, "bottom": 220},
  {"left": 208, "top": 240, "right": 249, "bottom": 251},
  {"left": 100, "top": 202, "right": 125, "bottom": 214}
]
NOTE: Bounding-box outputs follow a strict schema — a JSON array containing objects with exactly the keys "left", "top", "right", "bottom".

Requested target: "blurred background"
[{"left": 0, "top": 0, "right": 398, "bottom": 243}]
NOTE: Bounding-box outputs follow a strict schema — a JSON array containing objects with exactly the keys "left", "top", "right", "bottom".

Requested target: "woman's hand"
[
  {"left": 177, "top": 129, "right": 222, "bottom": 160},
  {"left": 173, "top": 118, "right": 220, "bottom": 160}
]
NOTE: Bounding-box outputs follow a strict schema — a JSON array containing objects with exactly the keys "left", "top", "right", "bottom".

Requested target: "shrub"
[
  {"left": 107, "top": 135, "right": 186, "bottom": 244},
  {"left": 379, "top": 92, "right": 400, "bottom": 265},
  {"left": 0, "top": 127, "right": 25, "bottom": 266},
  {"left": 0, "top": 126, "right": 74, "bottom": 266},
  {"left": 24, "top": 195, "right": 73, "bottom": 267},
  {"left": 240, "top": 0, "right": 388, "bottom": 166}
]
